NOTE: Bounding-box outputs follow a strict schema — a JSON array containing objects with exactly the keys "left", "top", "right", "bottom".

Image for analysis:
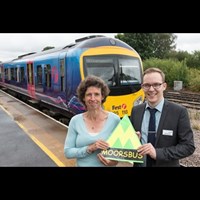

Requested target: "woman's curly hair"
[{"left": 77, "top": 75, "right": 110, "bottom": 107}]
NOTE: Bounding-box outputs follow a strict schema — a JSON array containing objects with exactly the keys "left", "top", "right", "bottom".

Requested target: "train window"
[
  {"left": 119, "top": 57, "right": 141, "bottom": 85},
  {"left": 44, "top": 64, "right": 51, "bottom": 88},
  {"left": 11, "top": 68, "right": 15, "bottom": 80},
  {"left": 60, "top": 59, "right": 65, "bottom": 92},
  {"left": 36, "top": 65, "right": 42, "bottom": 85},
  {"left": 4, "top": 68, "right": 8, "bottom": 81},
  {"left": 14, "top": 68, "right": 17, "bottom": 81},
  {"left": 20, "top": 67, "right": 25, "bottom": 83},
  {"left": 84, "top": 55, "right": 141, "bottom": 87},
  {"left": 17, "top": 67, "right": 20, "bottom": 82},
  {"left": 8, "top": 68, "right": 11, "bottom": 80},
  {"left": 84, "top": 56, "right": 115, "bottom": 85},
  {"left": 60, "top": 59, "right": 65, "bottom": 77},
  {"left": 35, "top": 65, "right": 43, "bottom": 92},
  {"left": 87, "top": 64, "right": 114, "bottom": 85}
]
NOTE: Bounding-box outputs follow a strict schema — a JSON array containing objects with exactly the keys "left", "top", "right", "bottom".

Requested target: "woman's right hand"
[{"left": 87, "top": 139, "right": 109, "bottom": 153}]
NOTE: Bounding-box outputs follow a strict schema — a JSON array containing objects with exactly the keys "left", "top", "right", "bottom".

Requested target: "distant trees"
[
  {"left": 165, "top": 50, "right": 200, "bottom": 69},
  {"left": 143, "top": 58, "right": 200, "bottom": 92},
  {"left": 115, "top": 33, "right": 200, "bottom": 70},
  {"left": 115, "top": 33, "right": 177, "bottom": 60},
  {"left": 185, "top": 51, "right": 200, "bottom": 69}
]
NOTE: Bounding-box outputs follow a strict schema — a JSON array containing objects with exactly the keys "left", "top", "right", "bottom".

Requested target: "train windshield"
[{"left": 83, "top": 55, "right": 142, "bottom": 87}]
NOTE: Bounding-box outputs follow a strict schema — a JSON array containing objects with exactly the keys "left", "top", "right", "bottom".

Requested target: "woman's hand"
[
  {"left": 87, "top": 139, "right": 109, "bottom": 154},
  {"left": 97, "top": 153, "right": 118, "bottom": 166}
]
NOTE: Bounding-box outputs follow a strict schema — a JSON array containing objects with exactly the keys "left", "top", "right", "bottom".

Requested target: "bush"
[
  {"left": 143, "top": 58, "right": 189, "bottom": 88},
  {"left": 187, "top": 69, "right": 200, "bottom": 92}
]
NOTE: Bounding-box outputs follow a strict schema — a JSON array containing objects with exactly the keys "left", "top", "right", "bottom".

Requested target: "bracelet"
[{"left": 86, "top": 147, "right": 92, "bottom": 154}]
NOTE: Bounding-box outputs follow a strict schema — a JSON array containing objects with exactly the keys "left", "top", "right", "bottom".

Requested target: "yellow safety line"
[
  {"left": 17, "top": 122, "right": 66, "bottom": 167},
  {"left": 0, "top": 105, "right": 13, "bottom": 117},
  {"left": 0, "top": 105, "right": 65, "bottom": 167}
]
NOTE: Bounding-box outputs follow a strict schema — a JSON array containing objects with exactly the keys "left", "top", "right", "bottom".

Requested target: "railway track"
[{"left": 164, "top": 90, "right": 200, "bottom": 110}]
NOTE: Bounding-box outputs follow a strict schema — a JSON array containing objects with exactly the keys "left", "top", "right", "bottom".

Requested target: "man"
[{"left": 130, "top": 67, "right": 195, "bottom": 167}]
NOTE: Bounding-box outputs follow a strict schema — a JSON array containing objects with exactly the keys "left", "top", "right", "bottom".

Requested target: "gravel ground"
[
  {"left": 180, "top": 129, "right": 200, "bottom": 167},
  {"left": 180, "top": 109, "right": 200, "bottom": 167}
]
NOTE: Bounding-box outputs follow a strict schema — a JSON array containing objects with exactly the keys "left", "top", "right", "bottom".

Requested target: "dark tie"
[{"left": 147, "top": 107, "right": 157, "bottom": 167}]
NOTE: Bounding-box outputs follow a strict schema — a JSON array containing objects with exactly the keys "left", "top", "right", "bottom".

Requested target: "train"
[{"left": 0, "top": 35, "right": 145, "bottom": 123}]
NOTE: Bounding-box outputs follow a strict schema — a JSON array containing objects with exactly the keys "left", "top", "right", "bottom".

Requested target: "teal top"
[{"left": 64, "top": 112, "right": 120, "bottom": 167}]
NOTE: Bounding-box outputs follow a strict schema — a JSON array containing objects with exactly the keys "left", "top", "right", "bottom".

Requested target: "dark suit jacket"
[{"left": 130, "top": 99, "right": 195, "bottom": 167}]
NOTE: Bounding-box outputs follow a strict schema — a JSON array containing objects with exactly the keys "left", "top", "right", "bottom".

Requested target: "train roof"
[
  {"left": 2, "top": 35, "right": 136, "bottom": 63},
  {"left": 9, "top": 35, "right": 105, "bottom": 61}
]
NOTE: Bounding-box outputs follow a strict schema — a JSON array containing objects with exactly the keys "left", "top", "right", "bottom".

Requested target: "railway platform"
[{"left": 0, "top": 105, "right": 57, "bottom": 167}]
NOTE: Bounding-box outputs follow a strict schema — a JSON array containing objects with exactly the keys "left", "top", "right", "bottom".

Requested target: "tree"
[
  {"left": 115, "top": 33, "right": 177, "bottom": 60},
  {"left": 186, "top": 51, "right": 200, "bottom": 69},
  {"left": 164, "top": 50, "right": 190, "bottom": 61}
]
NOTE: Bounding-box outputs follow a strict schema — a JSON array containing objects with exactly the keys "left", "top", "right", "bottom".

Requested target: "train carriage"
[{"left": 0, "top": 35, "right": 145, "bottom": 122}]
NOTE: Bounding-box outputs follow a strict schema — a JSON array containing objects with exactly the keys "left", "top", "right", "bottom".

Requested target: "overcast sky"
[{"left": 0, "top": 33, "right": 200, "bottom": 62}]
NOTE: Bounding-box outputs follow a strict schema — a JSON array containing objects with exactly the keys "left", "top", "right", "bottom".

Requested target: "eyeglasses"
[{"left": 142, "top": 83, "right": 164, "bottom": 90}]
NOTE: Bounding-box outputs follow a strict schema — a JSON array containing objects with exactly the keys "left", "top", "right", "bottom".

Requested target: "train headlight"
[{"left": 133, "top": 96, "right": 144, "bottom": 106}]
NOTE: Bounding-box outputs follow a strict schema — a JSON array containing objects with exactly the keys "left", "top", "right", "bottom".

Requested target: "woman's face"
[{"left": 83, "top": 86, "right": 104, "bottom": 110}]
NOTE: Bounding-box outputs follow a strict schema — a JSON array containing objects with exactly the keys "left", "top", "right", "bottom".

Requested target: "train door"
[{"left": 27, "top": 62, "right": 36, "bottom": 98}]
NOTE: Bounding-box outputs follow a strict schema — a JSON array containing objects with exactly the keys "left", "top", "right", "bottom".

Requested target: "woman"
[{"left": 64, "top": 75, "right": 120, "bottom": 167}]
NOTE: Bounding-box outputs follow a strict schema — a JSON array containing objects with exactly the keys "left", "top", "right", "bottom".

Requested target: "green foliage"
[
  {"left": 115, "top": 33, "right": 176, "bottom": 60},
  {"left": 143, "top": 58, "right": 189, "bottom": 88},
  {"left": 165, "top": 50, "right": 191, "bottom": 61},
  {"left": 185, "top": 51, "right": 200, "bottom": 69},
  {"left": 165, "top": 50, "right": 200, "bottom": 70},
  {"left": 116, "top": 33, "right": 154, "bottom": 60},
  {"left": 187, "top": 68, "right": 200, "bottom": 92}
]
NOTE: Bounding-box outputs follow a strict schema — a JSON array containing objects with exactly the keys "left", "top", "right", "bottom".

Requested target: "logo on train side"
[{"left": 112, "top": 103, "right": 127, "bottom": 110}]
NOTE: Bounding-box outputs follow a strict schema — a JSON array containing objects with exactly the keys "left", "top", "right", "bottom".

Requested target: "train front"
[{"left": 76, "top": 36, "right": 145, "bottom": 118}]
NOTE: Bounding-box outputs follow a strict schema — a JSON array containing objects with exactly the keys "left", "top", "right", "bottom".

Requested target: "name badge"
[{"left": 162, "top": 129, "right": 173, "bottom": 136}]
